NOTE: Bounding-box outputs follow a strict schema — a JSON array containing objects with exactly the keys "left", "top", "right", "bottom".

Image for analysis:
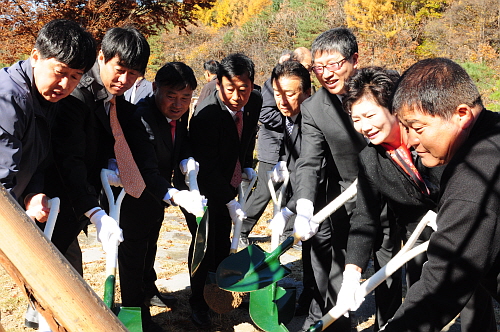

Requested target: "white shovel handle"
[{"left": 43, "top": 197, "right": 60, "bottom": 240}]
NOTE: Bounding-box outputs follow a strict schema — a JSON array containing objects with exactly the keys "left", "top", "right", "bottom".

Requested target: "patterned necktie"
[
  {"left": 170, "top": 119, "right": 176, "bottom": 144},
  {"left": 109, "top": 98, "right": 146, "bottom": 198},
  {"left": 285, "top": 117, "right": 294, "bottom": 142},
  {"left": 230, "top": 111, "right": 243, "bottom": 188}
]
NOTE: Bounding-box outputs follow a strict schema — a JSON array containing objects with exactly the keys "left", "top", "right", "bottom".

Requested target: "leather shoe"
[
  {"left": 148, "top": 293, "right": 177, "bottom": 308},
  {"left": 191, "top": 308, "right": 211, "bottom": 328}
]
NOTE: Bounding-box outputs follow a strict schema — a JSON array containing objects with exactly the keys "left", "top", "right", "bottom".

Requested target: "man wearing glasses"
[{"left": 284, "top": 27, "right": 366, "bottom": 331}]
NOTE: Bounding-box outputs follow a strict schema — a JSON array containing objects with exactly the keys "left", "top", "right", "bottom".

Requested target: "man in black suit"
[
  {"left": 189, "top": 53, "right": 262, "bottom": 328},
  {"left": 45, "top": 27, "right": 151, "bottom": 270},
  {"left": 120, "top": 62, "right": 205, "bottom": 331},
  {"left": 240, "top": 47, "right": 312, "bottom": 247},
  {"left": 196, "top": 59, "right": 219, "bottom": 108},
  {"left": 290, "top": 28, "right": 367, "bottom": 331}
]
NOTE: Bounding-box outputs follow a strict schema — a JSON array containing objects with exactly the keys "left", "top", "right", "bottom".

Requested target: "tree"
[{"left": 0, "top": 0, "right": 215, "bottom": 65}]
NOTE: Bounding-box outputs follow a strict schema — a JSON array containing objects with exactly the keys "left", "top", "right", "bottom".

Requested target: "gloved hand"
[
  {"left": 108, "top": 158, "right": 120, "bottom": 175},
  {"left": 180, "top": 157, "right": 199, "bottom": 175},
  {"left": 337, "top": 268, "right": 364, "bottom": 317},
  {"left": 90, "top": 210, "right": 123, "bottom": 253},
  {"left": 106, "top": 170, "right": 123, "bottom": 187},
  {"left": 171, "top": 190, "right": 206, "bottom": 216},
  {"left": 293, "top": 198, "right": 316, "bottom": 241},
  {"left": 270, "top": 161, "right": 288, "bottom": 183},
  {"left": 226, "top": 199, "right": 246, "bottom": 224},
  {"left": 242, "top": 168, "right": 257, "bottom": 182},
  {"left": 270, "top": 207, "right": 294, "bottom": 236}
]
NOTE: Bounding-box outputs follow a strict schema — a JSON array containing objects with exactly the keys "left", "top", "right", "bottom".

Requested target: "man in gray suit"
[
  {"left": 288, "top": 28, "right": 366, "bottom": 331},
  {"left": 124, "top": 76, "right": 153, "bottom": 104}
]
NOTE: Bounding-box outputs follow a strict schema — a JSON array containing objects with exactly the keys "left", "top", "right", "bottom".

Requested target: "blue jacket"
[{"left": 0, "top": 59, "right": 53, "bottom": 200}]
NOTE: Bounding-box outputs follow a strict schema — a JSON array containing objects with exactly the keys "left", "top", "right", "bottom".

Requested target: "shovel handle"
[
  {"left": 43, "top": 197, "right": 60, "bottom": 240},
  {"left": 308, "top": 210, "right": 437, "bottom": 331},
  {"left": 309, "top": 241, "right": 430, "bottom": 331},
  {"left": 101, "top": 169, "right": 125, "bottom": 276},
  {"left": 187, "top": 158, "right": 200, "bottom": 194},
  {"left": 310, "top": 179, "right": 358, "bottom": 224}
]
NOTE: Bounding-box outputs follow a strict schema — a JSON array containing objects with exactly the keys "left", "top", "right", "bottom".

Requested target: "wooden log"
[{"left": 0, "top": 186, "right": 128, "bottom": 332}]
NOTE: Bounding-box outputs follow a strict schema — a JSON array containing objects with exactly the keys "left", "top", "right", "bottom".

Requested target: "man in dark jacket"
[
  {"left": 120, "top": 62, "right": 204, "bottom": 331},
  {"left": 0, "top": 19, "right": 95, "bottom": 220},
  {"left": 189, "top": 53, "right": 262, "bottom": 328},
  {"left": 381, "top": 58, "right": 499, "bottom": 331}
]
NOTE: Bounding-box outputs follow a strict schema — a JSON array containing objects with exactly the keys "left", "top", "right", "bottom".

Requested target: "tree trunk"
[{"left": 0, "top": 186, "right": 128, "bottom": 332}]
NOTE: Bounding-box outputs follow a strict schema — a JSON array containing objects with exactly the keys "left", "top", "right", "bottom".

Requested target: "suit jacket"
[
  {"left": 44, "top": 63, "right": 136, "bottom": 217},
  {"left": 346, "top": 143, "right": 440, "bottom": 270},
  {"left": 123, "top": 95, "right": 190, "bottom": 202},
  {"left": 293, "top": 87, "right": 366, "bottom": 243},
  {"left": 190, "top": 89, "right": 261, "bottom": 205},
  {"left": 256, "top": 79, "right": 283, "bottom": 164},
  {"left": 196, "top": 78, "right": 217, "bottom": 109},
  {"left": 124, "top": 78, "right": 153, "bottom": 104}
]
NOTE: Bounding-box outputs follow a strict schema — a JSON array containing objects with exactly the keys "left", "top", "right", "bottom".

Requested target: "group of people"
[{"left": 3, "top": 18, "right": 500, "bottom": 332}]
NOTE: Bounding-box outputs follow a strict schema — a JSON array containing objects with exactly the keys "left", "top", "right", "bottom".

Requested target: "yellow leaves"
[
  {"left": 196, "top": 0, "right": 272, "bottom": 28},
  {"left": 344, "top": 0, "right": 401, "bottom": 40}
]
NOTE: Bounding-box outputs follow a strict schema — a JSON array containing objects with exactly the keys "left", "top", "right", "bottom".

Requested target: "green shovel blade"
[
  {"left": 249, "top": 282, "right": 296, "bottom": 332},
  {"left": 191, "top": 206, "right": 209, "bottom": 277},
  {"left": 216, "top": 236, "right": 294, "bottom": 292},
  {"left": 115, "top": 307, "right": 143, "bottom": 332}
]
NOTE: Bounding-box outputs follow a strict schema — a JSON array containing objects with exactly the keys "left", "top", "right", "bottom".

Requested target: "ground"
[{"left": 0, "top": 204, "right": 496, "bottom": 331}]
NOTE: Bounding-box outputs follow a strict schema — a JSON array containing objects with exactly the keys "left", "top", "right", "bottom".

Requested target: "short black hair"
[
  {"left": 343, "top": 66, "right": 400, "bottom": 115},
  {"left": 101, "top": 26, "right": 150, "bottom": 75},
  {"left": 203, "top": 60, "right": 220, "bottom": 75},
  {"left": 393, "top": 58, "right": 483, "bottom": 120},
  {"left": 155, "top": 62, "right": 197, "bottom": 91},
  {"left": 311, "top": 27, "right": 358, "bottom": 61},
  {"left": 34, "top": 19, "right": 96, "bottom": 72},
  {"left": 217, "top": 53, "right": 255, "bottom": 83},
  {"left": 271, "top": 60, "right": 311, "bottom": 93}
]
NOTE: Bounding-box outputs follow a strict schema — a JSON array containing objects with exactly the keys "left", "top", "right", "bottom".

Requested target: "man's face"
[
  {"left": 98, "top": 51, "right": 140, "bottom": 96},
  {"left": 31, "top": 49, "right": 84, "bottom": 102},
  {"left": 312, "top": 51, "right": 358, "bottom": 95},
  {"left": 398, "top": 108, "right": 467, "bottom": 167},
  {"left": 217, "top": 73, "right": 254, "bottom": 112},
  {"left": 272, "top": 76, "right": 310, "bottom": 117},
  {"left": 351, "top": 98, "right": 400, "bottom": 147},
  {"left": 154, "top": 84, "right": 193, "bottom": 121}
]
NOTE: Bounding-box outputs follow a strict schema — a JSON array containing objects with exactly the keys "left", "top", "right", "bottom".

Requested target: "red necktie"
[
  {"left": 230, "top": 111, "right": 243, "bottom": 188},
  {"left": 109, "top": 98, "right": 146, "bottom": 198},
  {"left": 170, "top": 119, "right": 176, "bottom": 144}
]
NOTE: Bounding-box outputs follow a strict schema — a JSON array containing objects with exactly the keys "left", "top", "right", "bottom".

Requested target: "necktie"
[
  {"left": 109, "top": 98, "right": 146, "bottom": 198},
  {"left": 170, "top": 119, "right": 176, "bottom": 144},
  {"left": 230, "top": 111, "right": 243, "bottom": 188},
  {"left": 285, "top": 117, "right": 294, "bottom": 142}
]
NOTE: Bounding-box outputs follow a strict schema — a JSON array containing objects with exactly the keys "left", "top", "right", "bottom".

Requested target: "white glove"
[
  {"left": 242, "top": 168, "right": 257, "bottom": 182},
  {"left": 270, "top": 161, "right": 288, "bottom": 183},
  {"left": 226, "top": 199, "right": 247, "bottom": 224},
  {"left": 106, "top": 171, "right": 123, "bottom": 187},
  {"left": 90, "top": 210, "right": 123, "bottom": 253},
  {"left": 337, "top": 268, "right": 364, "bottom": 317},
  {"left": 270, "top": 207, "right": 294, "bottom": 236},
  {"left": 171, "top": 190, "right": 206, "bottom": 216},
  {"left": 180, "top": 157, "right": 199, "bottom": 175},
  {"left": 293, "top": 198, "right": 316, "bottom": 241},
  {"left": 108, "top": 158, "right": 119, "bottom": 175}
]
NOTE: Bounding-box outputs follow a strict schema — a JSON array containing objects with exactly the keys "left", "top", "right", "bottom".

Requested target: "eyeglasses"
[{"left": 312, "top": 57, "right": 348, "bottom": 74}]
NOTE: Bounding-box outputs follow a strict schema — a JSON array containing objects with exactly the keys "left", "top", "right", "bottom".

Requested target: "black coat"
[
  {"left": 346, "top": 143, "right": 440, "bottom": 270},
  {"left": 382, "top": 110, "right": 500, "bottom": 331},
  {"left": 190, "top": 89, "right": 261, "bottom": 205}
]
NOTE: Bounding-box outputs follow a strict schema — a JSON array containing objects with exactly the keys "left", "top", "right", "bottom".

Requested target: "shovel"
[
  {"left": 249, "top": 170, "right": 296, "bottom": 332},
  {"left": 101, "top": 169, "right": 143, "bottom": 332},
  {"left": 306, "top": 210, "right": 437, "bottom": 331},
  {"left": 33, "top": 197, "right": 60, "bottom": 332},
  {"left": 186, "top": 158, "right": 209, "bottom": 277},
  {"left": 216, "top": 179, "right": 358, "bottom": 293}
]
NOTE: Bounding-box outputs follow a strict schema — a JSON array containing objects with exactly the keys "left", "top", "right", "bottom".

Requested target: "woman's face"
[{"left": 351, "top": 97, "right": 401, "bottom": 147}]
